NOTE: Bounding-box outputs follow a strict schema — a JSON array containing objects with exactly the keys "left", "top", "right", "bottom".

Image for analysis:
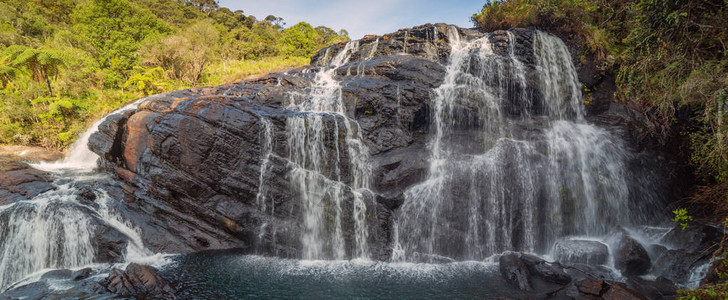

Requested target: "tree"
[
  {"left": 0, "top": 65, "right": 16, "bottom": 89},
  {"left": 277, "top": 22, "right": 320, "bottom": 58},
  {"left": 139, "top": 21, "right": 219, "bottom": 84},
  {"left": 123, "top": 66, "right": 164, "bottom": 95},
  {"left": 182, "top": 0, "right": 219, "bottom": 14},
  {"left": 264, "top": 15, "right": 285, "bottom": 29},
  {"left": 5, "top": 46, "right": 64, "bottom": 95},
  {"left": 71, "top": 0, "right": 170, "bottom": 75}
]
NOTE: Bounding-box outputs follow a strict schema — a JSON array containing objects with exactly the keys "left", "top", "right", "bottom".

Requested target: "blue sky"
[{"left": 218, "top": 0, "right": 486, "bottom": 39}]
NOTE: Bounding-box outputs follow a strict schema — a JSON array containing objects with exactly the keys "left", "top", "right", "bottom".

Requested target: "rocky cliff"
[{"left": 88, "top": 24, "right": 669, "bottom": 260}]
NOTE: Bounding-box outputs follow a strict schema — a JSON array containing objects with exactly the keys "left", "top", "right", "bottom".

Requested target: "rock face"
[
  {"left": 87, "top": 24, "right": 468, "bottom": 259},
  {"left": 87, "top": 23, "right": 670, "bottom": 261}
]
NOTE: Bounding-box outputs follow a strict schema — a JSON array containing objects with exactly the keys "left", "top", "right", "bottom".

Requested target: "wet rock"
[
  {"left": 651, "top": 249, "right": 709, "bottom": 284},
  {"left": 78, "top": 185, "right": 97, "bottom": 203},
  {"left": 72, "top": 267, "right": 93, "bottom": 281},
  {"left": 626, "top": 276, "right": 677, "bottom": 299},
  {"left": 520, "top": 253, "right": 571, "bottom": 285},
  {"left": 575, "top": 278, "right": 646, "bottom": 300},
  {"left": 40, "top": 269, "right": 72, "bottom": 280},
  {"left": 91, "top": 220, "right": 130, "bottom": 263},
  {"left": 660, "top": 224, "right": 722, "bottom": 253},
  {"left": 105, "top": 263, "right": 175, "bottom": 299},
  {"left": 564, "top": 263, "right": 618, "bottom": 282},
  {"left": 0, "top": 146, "right": 62, "bottom": 205},
  {"left": 0, "top": 281, "right": 50, "bottom": 300},
  {"left": 0, "top": 163, "right": 54, "bottom": 205},
  {"left": 603, "top": 282, "right": 647, "bottom": 300},
  {"left": 576, "top": 278, "right": 607, "bottom": 296},
  {"left": 499, "top": 252, "right": 533, "bottom": 291},
  {"left": 553, "top": 239, "right": 609, "bottom": 265},
  {"left": 614, "top": 236, "right": 651, "bottom": 276}
]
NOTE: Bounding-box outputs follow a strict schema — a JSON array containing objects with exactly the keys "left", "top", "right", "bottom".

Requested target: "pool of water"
[{"left": 161, "top": 249, "right": 537, "bottom": 299}]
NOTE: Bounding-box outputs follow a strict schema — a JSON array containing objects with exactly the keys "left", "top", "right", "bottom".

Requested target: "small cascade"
[
  {"left": 0, "top": 98, "right": 158, "bottom": 291},
  {"left": 393, "top": 30, "right": 657, "bottom": 262},
  {"left": 256, "top": 118, "right": 275, "bottom": 215},
  {"left": 284, "top": 41, "right": 372, "bottom": 260},
  {"left": 0, "top": 179, "right": 156, "bottom": 290},
  {"left": 32, "top": 99, "right": 145, "bottom": 172},
  {"left": 0, "top": 186, "right": 95, "bottom": 289}
]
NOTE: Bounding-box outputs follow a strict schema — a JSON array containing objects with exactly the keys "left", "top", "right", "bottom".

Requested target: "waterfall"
[
  {"left": 0, "top": 98, "right": 157, "bottom": 291},
  {"left": 285, "top": 41, "right": 372, "bottom": 259},
  {"left": 32, "top": 99, "right": 145, "bottom": 172},
  {"left": 393, "top": 30, "right": 649, "bottom": 261}
]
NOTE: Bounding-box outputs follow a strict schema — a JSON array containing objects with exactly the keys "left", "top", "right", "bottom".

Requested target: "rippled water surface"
[{"left": 161, "top": 250, "right": 537, "bottom": 299}]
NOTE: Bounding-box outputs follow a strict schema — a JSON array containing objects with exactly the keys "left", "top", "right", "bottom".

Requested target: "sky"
[{"left": 218, "top": 0, "right": 486, "bottom": 39}]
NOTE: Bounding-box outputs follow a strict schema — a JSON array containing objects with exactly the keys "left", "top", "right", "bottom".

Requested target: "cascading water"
[
  {"left": 393, "top": 29, "right": 657, "bottom": 262},
  {"left": 285, "top": 41, "right": 373, "bottom": 260},
  {"left": 0, "top": 98, "right": 160, "bottom": 291}
]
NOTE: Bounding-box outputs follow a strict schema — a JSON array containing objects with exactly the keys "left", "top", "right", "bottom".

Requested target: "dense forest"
[
  {"left": 473, "top": 0, "right": 727, "bottom": 296},
  {"left": 0, "top": 0, "right": 348, "bottom": 149}
]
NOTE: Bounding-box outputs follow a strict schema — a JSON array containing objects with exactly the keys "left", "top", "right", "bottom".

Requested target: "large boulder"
[
  {"left": 614, "top": 236, "right": 652, "bottom": 276},
  {"left": 552, "top": 239, "right": 609, "bottom": 265}
]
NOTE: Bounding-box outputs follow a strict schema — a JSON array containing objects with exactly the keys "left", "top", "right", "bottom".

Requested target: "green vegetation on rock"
[{"left": 0, "top": 0, "right": 348, "bottom": 149}]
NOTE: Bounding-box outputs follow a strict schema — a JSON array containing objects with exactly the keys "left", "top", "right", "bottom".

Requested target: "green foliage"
[
  {"left": 672, "top": 208, "right": 693, "bottom": 230},
  {"left": 0, "top": 0, "right": 348, "bottom": 150},
  {"left": 3, "top": 46, "right": 65, "bottom": 94},
  {"left": 123, "top": 67, "right": 165, "bottom": 95},
  {"left": 278, "top": 22, "right": 322, "bottom": 58},
  {"left": 71, "top": 0, "right": 171, "bottom": 75}
]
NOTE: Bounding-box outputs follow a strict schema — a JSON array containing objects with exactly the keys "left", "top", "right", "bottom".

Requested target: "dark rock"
[
  {"left": 39, "top": 269, "right": 72, "bottom": 280},
  {"left": 660, "top": 224, "right": 722, "bottom": 253},
  {"left": 78, "top": 185, "right": 97, "bottom": 202},
  {"left": 499, "top": 252, "right": 533, "bottom": 291},
  {"left": 520, "top": 253, "right": 571, "bottom": 285},
  {"left": 614, "top": 236, "right": 651, "bottom": 276},
  {"left": 553, "top": 239, "right": 609, "bottom": 265},
  {"left": 72, "top": 267, "right": 93, "bottom": 281},
  {"left": 576, "top": 278, "right": 607, "bottom": 296},
  {"left": 0, "top": 163, "right": 54, "bottom": 205},
  {"left": 603, "top": 282, "right": 647, "bottom": 300},
  {"left": 0, "top": 281, "right": 50, "bottom": 300},
  {"left": 564, "top": 263, "right": 618, "bottom": 282},
  {"left": 105, "top": 263, "right": 175, "bottom": 299},
  {"left": 626, "top": 276, "right": 677, "bottom": 300},
  {"left": 651, "top": 249, "right": 710, "bottom": 284},
  {"left": 91, "top": 217, "right": 130, "bottom": 263}
]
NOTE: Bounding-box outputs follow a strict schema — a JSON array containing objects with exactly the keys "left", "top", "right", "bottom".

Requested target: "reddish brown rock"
[
  {"left": 106, "top": 263, "right": 175, "bottom": 299},
  {"left": 576, "top": 278, "right": 607, "bottom": 296},
  {"left": 603, "top": 282, "right": 647, "bottom": 300}
]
